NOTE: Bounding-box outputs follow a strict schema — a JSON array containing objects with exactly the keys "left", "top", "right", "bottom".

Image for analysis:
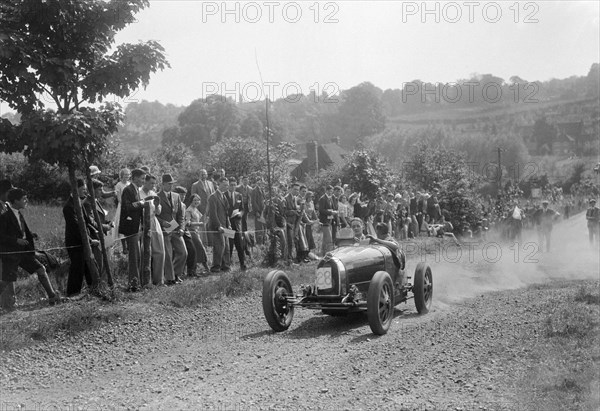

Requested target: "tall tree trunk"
[
  {"left": 68, "top": 165, "right": 100, "bottom": 291},
  {"left": 84, "top": 166, "right": 113, "bottom": 287}
]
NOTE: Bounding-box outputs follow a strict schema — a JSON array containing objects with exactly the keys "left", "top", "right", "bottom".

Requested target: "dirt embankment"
[{"left": 0, "top": 214, "right": 598, "bottom": 410}]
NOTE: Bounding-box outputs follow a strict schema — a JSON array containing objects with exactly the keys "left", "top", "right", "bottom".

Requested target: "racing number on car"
[{"left": 316, "top": 267, "right": 332, "bottom": 289}]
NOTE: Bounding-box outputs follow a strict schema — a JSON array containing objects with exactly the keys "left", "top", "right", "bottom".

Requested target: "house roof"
[{"left": 319, "top": 142, "right": 346, "bottom": 164}]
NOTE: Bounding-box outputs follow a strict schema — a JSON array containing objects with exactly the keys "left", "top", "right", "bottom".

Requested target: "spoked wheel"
[
  {"left": 262, "top": 270, "right": 294, "bottom": 332},
  {"left": 414, "top": 262, "right": 433, "bottom": 314},
  {"left": 367, "top": 271, "right": 395, "bottom": 335}
]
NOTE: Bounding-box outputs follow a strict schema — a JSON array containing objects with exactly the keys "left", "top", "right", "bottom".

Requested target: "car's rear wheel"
[
  {"left": 414, "top": 263, "right": 433, "bottom": 314},
  {"left": 262, "top": 270, "right": 294, "bottom": 332},
  {"left": 367, "top": 271, "right": 394, "bottom": 335}
]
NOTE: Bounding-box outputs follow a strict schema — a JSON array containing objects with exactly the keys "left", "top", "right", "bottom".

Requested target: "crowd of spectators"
[{"left": 1, "top": 164, "right": 598, "bottom": 309}]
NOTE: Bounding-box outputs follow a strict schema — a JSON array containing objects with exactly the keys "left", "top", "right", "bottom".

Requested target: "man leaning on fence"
[{"left": 0, "top": 188, "right": 61, "bottom": 309}]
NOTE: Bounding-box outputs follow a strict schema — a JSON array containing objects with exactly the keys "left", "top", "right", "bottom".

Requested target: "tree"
[
  {"left": 405, "top": 143, "right": 483, "bottom": 229},
  {"left": 239, "top": 112, "right": 263, "bottom": 139},
  {"left": 0, "top": 0, "right": 169, "bottom": 293},
  {"left": 209, "top": 137, "right": 296, "bottom": 184},
  {"left": 337, "top": 82, "right": 386, "bottom": 147},
  {"left": 166, "top": 95, "right": 241, "bottom": 153}
]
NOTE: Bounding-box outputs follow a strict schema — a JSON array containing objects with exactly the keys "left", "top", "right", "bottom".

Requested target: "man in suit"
[
  {"left": 207, "top": 177, "right": 231, "bottom": 272},
  {"left": 0, "top": 179, "right": 13, "bottom": 308},
  {"left": 533, "top": 200, "right": 560, "bottom": 252},
  {"left": 139, "top": 174, "right": 165, "bottom": 285},
  {"left": 119, "top": 168, "right": 146, "bottom": 291},
  {"left": 190, "top": 169, "right": 214, "bottom": 245},
  {"left": 250, "top": 178, "right": 266, "bottom": 244},
  {"left": 64, "top": 178, "right": 100, "bottom": 296},
  {"left": 332, "top": 185, "right": 343, "bottom": 243},
  {"left": 0, "top": 188, "right": 60, "bottom": 308},
  {"left": 227, "top": 178, "right": 247, "bottom": 270},
  {"left": 156, "top": 174, "right": 188, "bottom": 285},
  {"left": 283, "top": 183, "right": 300, "bottom": 262},
  {"left": 235, "top": 175, "right": 253, "bottom": 233},
  {"left": 318, "top": 185, "right": 337, "bottom": 256}
]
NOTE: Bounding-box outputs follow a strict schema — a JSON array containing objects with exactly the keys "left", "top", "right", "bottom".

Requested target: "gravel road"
[{"left": 1, "top": 214, "right": 598, "bottom": 410}]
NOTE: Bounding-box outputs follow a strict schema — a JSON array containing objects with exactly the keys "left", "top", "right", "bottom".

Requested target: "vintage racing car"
[{"left": 262, "top": 230, "right": 433, "bottom": 335}]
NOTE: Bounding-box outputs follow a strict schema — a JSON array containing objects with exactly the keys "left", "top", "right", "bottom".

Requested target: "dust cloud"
[{"left": 405, "top": 213, "right": 599, "bottom": 308}]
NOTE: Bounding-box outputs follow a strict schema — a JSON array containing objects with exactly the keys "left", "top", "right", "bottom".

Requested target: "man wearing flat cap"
[
  {"left": 157, "top": 174, "right": 188, "bottom": 285},
  {"left": 586, "top": 199, "right": 599, "bottom": 246}
]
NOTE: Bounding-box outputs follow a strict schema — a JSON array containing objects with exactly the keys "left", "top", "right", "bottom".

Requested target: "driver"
[{"left": 350, "top": 217, "right": 366, "bottom": 243}]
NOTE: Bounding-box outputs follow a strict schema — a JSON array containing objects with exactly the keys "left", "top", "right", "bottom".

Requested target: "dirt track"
[{"left": 1, "top": 213, "right": 598, "bottom": 410}]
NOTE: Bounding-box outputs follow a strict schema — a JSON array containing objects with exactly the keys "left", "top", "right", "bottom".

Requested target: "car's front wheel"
[
  {"left": 262, "top": 270, "right": 294, "bottom": 332},
  {"left": 367, "top": 271, "right": 394, "bottom": 335},
  {"left": 414, "top": 262, "right": 433, "bottom": 314}
]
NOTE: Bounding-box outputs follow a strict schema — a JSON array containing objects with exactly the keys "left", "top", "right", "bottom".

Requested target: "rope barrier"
[{"left": 0, "top": 229, "right": 270, "bottom": 255}]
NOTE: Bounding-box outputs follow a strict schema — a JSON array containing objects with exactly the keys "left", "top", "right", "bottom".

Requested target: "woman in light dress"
[
  {"left": 185, "top": 194, "right": 209, "bottom": 273},
  {"left": 338, "top": 194, "right": 351, "bottom": 228},
  {"left": 111, "top": 168, "right": 131, "bottom": 253}
]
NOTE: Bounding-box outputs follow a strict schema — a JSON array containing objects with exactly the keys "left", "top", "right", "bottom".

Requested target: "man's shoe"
[
  {"left": 210, "top": 267, "right": 221, "bottom": 273},
  {"left": 175, "top": 276, "right": 183, "bottom": 284},
  {"left": 165, "top": 280, "right": 177, "bottom": 286},
  {"left": 221, "top": 266, "right": 231, "bottom": 272}
]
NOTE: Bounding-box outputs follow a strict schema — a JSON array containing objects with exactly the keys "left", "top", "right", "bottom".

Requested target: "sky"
[{"left": 2, "top": 0, "right": 599, "bottom": 112}]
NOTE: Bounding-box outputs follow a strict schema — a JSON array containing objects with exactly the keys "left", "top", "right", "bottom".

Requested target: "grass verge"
[{"left": 522, "top": 280, "right": 600, "bottom": 410}]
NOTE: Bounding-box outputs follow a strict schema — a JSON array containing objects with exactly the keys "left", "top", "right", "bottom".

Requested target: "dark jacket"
[
  {"left": 63, "top": 196, "right": 99, "bottom": 247},
  {"left": 190, "top": 179, "right": 214, "bottom": 215},
  {"left": 283, "top": 193, "right": 299, "bottom": 227},
  {"left": 207, "top": 190, "right": 231, "bottom": 231},
  {"left": 225, "top": 190, "right": 243, "bottom": 230},
  {"left": 318, "top": 194, "right": 335, "bottom": 226},
  {"left": 156, "top": 190, "right": 185, "bottom": 232},
  {"left": 0, "top": 206, "right": 35, "bottom": 260},
  {"left": 119, "top": 184, "right": 144, "bottom": 236},
  {"left": 250, "top": 186, "right": 265, "bottom": 215}
]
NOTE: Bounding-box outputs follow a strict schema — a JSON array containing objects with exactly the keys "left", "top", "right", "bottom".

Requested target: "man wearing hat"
[
  {"left": 157, "top": 174, "right": 187, "bottom": 285},
  {"left": 534, "top": 200, "right": 560, "bottom": 252},
  {"left": 88, "top": 165, "right": 116, "bottom": 199},
  {"left": 585, "top": 199, "right": 599, "bottom": 246}
]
